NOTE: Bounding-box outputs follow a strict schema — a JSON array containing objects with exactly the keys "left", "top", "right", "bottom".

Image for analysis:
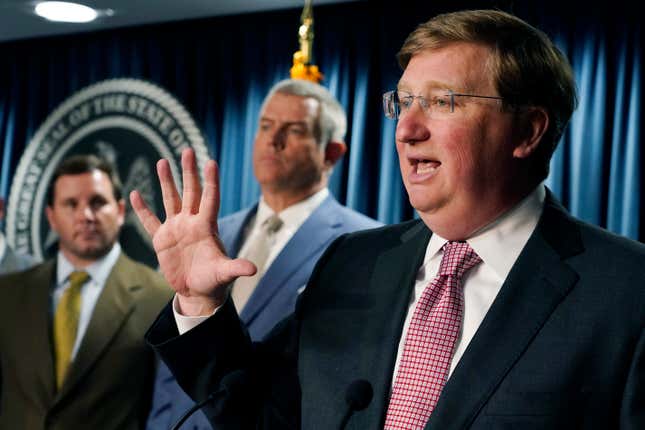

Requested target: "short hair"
[
  {"left": 397, "top": 9, "right": 578, "bottom": 180},
  {"left": 46, "top": 154, "right": 123, "bottom": 206},
  {"left": 261, "top": 79, "right": 347, "bottom": 148}
]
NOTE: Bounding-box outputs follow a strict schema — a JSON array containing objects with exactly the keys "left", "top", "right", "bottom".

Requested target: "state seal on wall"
[{"left": 6, "top": 78, "right": 210, "bottom": 268}]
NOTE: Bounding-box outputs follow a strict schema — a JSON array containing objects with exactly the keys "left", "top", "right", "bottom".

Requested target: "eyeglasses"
[{"left": 382, "top": 89, "right": 504, "bottom": 119}]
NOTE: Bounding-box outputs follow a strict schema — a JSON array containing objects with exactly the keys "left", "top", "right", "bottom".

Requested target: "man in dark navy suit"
[
  {"left": 134, "top": 10, "right": 644, "bottom": 430},
  {"left": 146, "top": 79, "right": 380, "bottom": 429}
]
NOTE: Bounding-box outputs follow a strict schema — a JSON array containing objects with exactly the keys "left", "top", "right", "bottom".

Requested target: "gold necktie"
[
  {"left": 232, "top": 215, "right": 283, "bottom": 312},
  {"left": 54, "top": 270, "right": 89, "bottom": 388}
]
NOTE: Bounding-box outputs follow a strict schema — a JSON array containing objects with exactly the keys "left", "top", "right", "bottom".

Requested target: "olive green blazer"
[{"left": 0, "top": 253, "right": 172, "bottom": 430}]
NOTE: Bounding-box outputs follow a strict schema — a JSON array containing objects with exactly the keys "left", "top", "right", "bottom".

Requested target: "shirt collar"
[
  {"left": 425, "top": 184, "right": 545, "bottom": 280},
  {"left": 256, "top": 188, "right": 329, "bottom": 228},
  {"left": 56, "top": 242, "right": 122, "bottom": 286}
]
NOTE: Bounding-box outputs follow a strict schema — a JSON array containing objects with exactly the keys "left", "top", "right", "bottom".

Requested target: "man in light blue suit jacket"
[
  {"left": 218, "top": 197, "right": 380, "bottom": 341},
  {"left": 146, "top": 79, "right": 380, "bottom": 430}
]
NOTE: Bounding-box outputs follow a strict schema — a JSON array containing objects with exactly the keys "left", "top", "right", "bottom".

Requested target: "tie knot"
[
  {"left": 68, "top": 271, "right": 90, "bottom": 289},
  {"left": 438, "top": 241, "right": 482, "bottom": 279},
  {"left": 263, "top": 215, "right": 283, "bottom": 234}
]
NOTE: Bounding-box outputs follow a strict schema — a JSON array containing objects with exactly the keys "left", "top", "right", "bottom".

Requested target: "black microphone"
[
  {"left": 170, "top": 369, "right": 247, "bottom": 430},
  {"left": 338, "top": 379, "right": 373, "bottom": 430}
]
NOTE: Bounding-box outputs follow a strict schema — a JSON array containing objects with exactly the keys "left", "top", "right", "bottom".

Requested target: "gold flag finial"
[
  {"left": 290, "top": 0, "right": 323, "bottom": 83},
  {"left": 298, "top": 0, "right": 314, "bottom": 63}
]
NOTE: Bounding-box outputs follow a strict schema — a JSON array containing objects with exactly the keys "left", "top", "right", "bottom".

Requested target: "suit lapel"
[
  {"left": 23, "top": 261, "right": 58, "bottom": 402},
  {"left": 220, "top": 206, "right": 255, "bottom": 257},
  {"left": 352, "top": 221, "right": 432, "bottom": 428},
  {"left": 240, "top": 197, "right": 343, "bottom": 324},
  {"left": 301, "top": 219, "right": 431, "bottom": 429},
  {"left": 55, "top": 254, "right": 137, "bottom": 401},
  {"left": 427, "top": 195, "right": 584, "bottom": 429}
]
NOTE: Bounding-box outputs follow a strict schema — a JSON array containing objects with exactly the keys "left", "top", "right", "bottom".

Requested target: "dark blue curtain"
[
  {"left": 0, "top": 0, "right": 642, "bottom": 240},
  {"left": 517, "top": 1, "right": 642, "bottom": 240}
]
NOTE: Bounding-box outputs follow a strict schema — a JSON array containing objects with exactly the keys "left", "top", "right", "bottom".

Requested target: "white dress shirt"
[
  {"left": 392, "top": 185, "right": 545, "bottom": 380},
  {"left": 237, "top": 188, "right": 329, "bottom": 274},
  {"left": 52, "top": 243, "right": 121, "bottom": 360},
  {"left": 174, "top": 188, "right": 330, "bottom": 332}
]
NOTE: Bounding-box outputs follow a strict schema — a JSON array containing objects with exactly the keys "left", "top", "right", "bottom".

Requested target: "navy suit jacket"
[
  {"left": 146, "top": 195, "right": 380, "bottom": 429},
  {"left": 148, "top": 192, "right": 644, "bottom": 429}
]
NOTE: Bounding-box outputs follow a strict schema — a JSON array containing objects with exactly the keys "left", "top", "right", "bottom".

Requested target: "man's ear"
[
  {"left": 324, "top": 140, "right": 347, "bottom": 167},
  {"left": 513, "top": 107, "right": 550, "bottom": 159},
  {"left": 45, "top": 205, "right": 58, "bottom": 233},
  {"left": 117, "top": 199, "right": 126, "bottom": 228}
]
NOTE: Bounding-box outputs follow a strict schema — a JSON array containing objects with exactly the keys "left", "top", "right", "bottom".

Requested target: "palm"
[{"left": 153, "top": 212, "right": 238, "bottom": 296}]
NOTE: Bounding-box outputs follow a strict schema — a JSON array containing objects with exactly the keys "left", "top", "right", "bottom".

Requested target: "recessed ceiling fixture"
[{"left": 34, "top": 1, "right": 99, "bottom": 23}]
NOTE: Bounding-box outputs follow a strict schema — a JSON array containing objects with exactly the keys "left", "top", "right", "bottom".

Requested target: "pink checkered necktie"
[{"left": 384, "top": 241, "right": 482, "bottom": 430}]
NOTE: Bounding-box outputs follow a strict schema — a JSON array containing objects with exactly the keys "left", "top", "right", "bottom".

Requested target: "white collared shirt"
[
  {"left": 174, "top": 188, "right": 330, "bottom": 332},
  {"left": 392, "top": 185, "right": 546, "bottom": 380},
  {"left": 52, "top": 243, "right": 121, "bottom": 360},
  {"left": 237, "top": 188, "right": 330, "bottom": 273}
]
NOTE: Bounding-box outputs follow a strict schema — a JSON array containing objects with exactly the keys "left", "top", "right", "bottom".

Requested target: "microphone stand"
[{"left": 170, "top": 370, "right": 246, "bottom": 430}]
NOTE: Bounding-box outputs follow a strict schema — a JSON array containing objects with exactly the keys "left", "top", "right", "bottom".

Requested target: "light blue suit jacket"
[{"left": 146, "top": 195, "right": 381, "bottom": 429}]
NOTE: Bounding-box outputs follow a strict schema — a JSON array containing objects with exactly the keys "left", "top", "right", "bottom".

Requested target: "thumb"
[{"left": 219, "top": 258, "right": 257, "bottom": 284}]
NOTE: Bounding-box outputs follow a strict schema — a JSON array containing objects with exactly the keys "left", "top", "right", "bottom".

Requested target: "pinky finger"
[{"left": 130, "top": 190, "right": 162, "bottom": 237}]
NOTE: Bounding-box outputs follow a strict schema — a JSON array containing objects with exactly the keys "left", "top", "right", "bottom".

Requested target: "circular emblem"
[{"left": 6, "top": 78, "right": 209, "bottom": 268}]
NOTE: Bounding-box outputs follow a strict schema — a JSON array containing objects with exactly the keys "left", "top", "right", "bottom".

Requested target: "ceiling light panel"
[{"left": 34, "top": 1, "right": 98, "bottom": 23}]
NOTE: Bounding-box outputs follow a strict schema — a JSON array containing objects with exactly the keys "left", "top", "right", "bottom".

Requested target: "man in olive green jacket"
[{"left": 0, "top": 155, "right": 171, "bottom": 430}]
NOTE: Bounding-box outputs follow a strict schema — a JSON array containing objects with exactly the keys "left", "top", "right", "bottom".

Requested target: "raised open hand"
[{"left": 130, "top": 148, "right": 256, "bottom": 315}]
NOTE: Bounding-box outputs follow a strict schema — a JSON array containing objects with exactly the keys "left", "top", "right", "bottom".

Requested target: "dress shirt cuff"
[{"left": 172, "top": 294, "right": 220, "bottom": 334}]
